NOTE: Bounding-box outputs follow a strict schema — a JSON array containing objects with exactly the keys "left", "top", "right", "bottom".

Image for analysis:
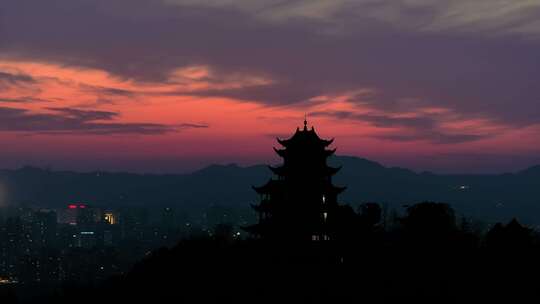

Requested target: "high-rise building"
[
  {"left": 58, "top": 204, "right": 80, "bottom": 225},
  {"left": 31, "top": 210, "right": 57, "bottom": 249},
  {"left": 77, "top": 204, "right": 101, "bottom": 226}
]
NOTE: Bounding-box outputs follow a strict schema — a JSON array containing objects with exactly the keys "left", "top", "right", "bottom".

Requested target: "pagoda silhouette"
[{"left": 245, "top": 119, "right": 346, "bottom": 242}]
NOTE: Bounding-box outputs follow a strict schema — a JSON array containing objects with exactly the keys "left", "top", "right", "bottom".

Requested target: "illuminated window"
[
  {"left": 104, "top": 213, "right": 116, "bottom": 225},
  {"left": 322, "top": 195, "right": 326, "bottom": 204},
  {"left": 323, "top": 212, "right": 328, "bottom": 221},
  {"left": 312, "top": 235, "right": 320, "bottom": 241}
]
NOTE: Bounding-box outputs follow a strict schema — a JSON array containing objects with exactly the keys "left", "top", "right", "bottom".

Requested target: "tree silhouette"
[
  {"left": 485, "top": 218, "right": 535, "bottom": 250},
  {"left": 358, "top": 203, "right": 382, "bottom": 228},
  {"left": 401, "top": 202, "right": 457, "bottom": 248}
]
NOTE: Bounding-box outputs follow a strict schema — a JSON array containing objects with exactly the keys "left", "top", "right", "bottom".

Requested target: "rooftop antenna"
[{"left": 304, "top": 113, "right": 308, "bottom": 130}]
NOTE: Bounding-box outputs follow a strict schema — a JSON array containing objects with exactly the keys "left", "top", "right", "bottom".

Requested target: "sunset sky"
[{"left": 1, "top": 0, "right": 540, "bottom": 173}]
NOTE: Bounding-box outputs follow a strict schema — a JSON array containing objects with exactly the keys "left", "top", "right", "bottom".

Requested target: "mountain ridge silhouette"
[{"left": 1, "top": 155, "right": 539, "bottom": 224}]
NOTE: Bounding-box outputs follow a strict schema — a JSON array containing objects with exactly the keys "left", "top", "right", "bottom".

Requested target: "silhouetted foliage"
[
  {"left": 213, "top": 223, "right": 234, "bottom": 243},
  {"left": 485, "top": 218, "right": 535, "bottom": 250},
  {"left": 402, "top": 202, "right": 456, "bottom": 234},
  {"left": 358, "top": 202, "right": 382, "bottom": 227}
]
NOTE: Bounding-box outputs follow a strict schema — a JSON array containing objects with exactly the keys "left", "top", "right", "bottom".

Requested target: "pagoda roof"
[
  {"left": 277, "top": 122, "right": 334, "bottom": 148},
  {"left": 252, "top": 179, "right": 283, "bottom": 194},
  {"left": 327, "top": 185, "right": 347, "bottom": 194},
  {"left": 273, "top": 147, "right": 286, "bottom": 157}
]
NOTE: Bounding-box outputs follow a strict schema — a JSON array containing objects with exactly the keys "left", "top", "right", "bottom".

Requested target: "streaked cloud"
[
  {"left": 309, "top": 108, "right": 493, "bottom": 144},
  {"left": 0, "top": 97, "right": 52, "bottom": 103},
  {"left": 0, "top": 71, "right": 37, "bottom": 89},
  {"left": 165, "top": 0, "right": 540, "bottom": 37},
  {"left": 0, "top": 106, "right": 206, "bottom": 135}
]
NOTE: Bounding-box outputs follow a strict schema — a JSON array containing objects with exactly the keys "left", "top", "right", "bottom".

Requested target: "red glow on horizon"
[{"left": 0, "top": 60, "right": 539, "bottom": 174}]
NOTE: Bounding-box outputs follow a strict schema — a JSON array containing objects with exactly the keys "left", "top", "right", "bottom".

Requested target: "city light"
[
  {"left": 104, "top": 213, "right": 116, "bottom": 225},
  {"left": 0, "top": 277, "right": 18, "bottom": 285},
  {"left": 68, "top": 203, "right": 88, "bottom": 209}
]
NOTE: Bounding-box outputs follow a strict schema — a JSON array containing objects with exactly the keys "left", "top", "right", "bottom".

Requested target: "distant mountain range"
[{"left": 1, "top": 155, "right": 539, "bottom": 224}]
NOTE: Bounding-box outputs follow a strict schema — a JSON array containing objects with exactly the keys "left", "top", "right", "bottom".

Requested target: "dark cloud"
[
  {"left": 45, "top": 107, "right": 119, "bottom": 121},
  {"left": 310, "top": 110, "right": 490, "bottom": 144},
  {"left": 0, "top": 106, "right": 206, "bottom": 135},
  {"left": 0, "top": 71, "right": 37, "bottom": 90},
  {"left": 374, "top": 133, "right": 489, "bottom": 145},
  {"left": 0, "top": 71, "right": 35, "bottom": 83},
  {"left": 79, "top": 84, "right": 138, "bottom": 98},
  {"left": 177, "top": 123, "right": 209, "bottom": 129},
  {"left": 0, "top": 97, "right": 51, "bottom": 103},
  {"left": 310, "top": 110, "right": 436, "bottom": 129},
  {"left": 2, "top": 0, "right": 540, "bottom": 127}
]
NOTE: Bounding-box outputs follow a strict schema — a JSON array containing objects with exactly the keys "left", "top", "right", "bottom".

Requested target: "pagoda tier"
[
  {"left": 276, "top": 128, "right": 334, "bottom": 148},
  {"left": 244, "top": 120, "right": 346, "bottom": 242},
  {"left": 252, "top": 179, "right": 283, "bottom": 194},
  {"left": 273, "top": 147, "right": 336, "bottom": 158},
  {"left": 253, "top": 178, "right": 346, "bottom": 195},
  {"left": 269, "top": 165, "right": 342, "bottom": 178}
]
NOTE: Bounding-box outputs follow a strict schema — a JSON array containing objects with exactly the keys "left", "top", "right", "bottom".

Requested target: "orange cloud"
[{"left": 1, "top": 59, "right": 539, "bottom": 173}]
